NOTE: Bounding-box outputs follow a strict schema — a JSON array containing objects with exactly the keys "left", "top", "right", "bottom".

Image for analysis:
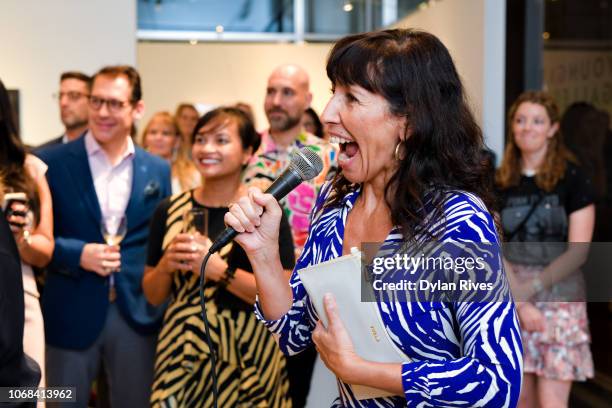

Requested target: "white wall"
[
  {"left": 0, "top": 0, "right": 137, "bottom": 146},
  {"left": 137, "top": 41, "right": 333, "bottom": 134},
  {"left": 483, "top": 0, "right": 507, "bottom": 163},
  {"left": 1, "top": 0, "right": 505, "bottom": 154},
  {"left": 392, "top": 0, "right": 506, "bottom": 162}
]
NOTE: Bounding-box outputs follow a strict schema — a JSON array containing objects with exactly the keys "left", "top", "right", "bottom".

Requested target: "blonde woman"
[
  {"left": 175, "top": 103, "right": 199, "bottom": 152},
  {"left": 141, "top": 111, "right": 200, "bottom": 194}
]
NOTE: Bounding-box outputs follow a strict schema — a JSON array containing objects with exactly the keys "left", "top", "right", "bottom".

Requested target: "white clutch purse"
[{"left": 297, "top": 247, "right": 409, "bottom": 400}]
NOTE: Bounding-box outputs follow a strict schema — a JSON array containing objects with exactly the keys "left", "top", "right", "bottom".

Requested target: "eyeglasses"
[
  {"left": 52, "top": 91, "right": 89, "bottom": 102},
  {"left": 88, "top": 96, "right": 132, "bottom": 113}
]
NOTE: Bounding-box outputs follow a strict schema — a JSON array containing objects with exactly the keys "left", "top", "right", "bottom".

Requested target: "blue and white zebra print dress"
[{"left": 255, "top": 183, "right": 523, "bottom": 407}]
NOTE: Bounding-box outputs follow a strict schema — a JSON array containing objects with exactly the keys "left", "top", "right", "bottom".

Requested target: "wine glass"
[
  {"left": 101, "top": 214, "right": 127, "bottom": 247},
  {"left": 183, "top": 207, "right": 208, "bottom": 237},
  {"left": 100, "top": 214, "right": 127, "bottom": 301}
]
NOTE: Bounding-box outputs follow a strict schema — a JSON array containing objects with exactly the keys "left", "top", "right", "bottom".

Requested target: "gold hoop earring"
[{"left": 394, "top": 142, "right": 405, "bottom": 161}]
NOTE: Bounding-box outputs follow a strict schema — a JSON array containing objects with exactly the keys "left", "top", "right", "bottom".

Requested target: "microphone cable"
[
  {"left": 197, "top": 147, "right": 323, "bottom": 408},
  {"left": 199, "top": 251, "right": 219, "bottom": 408}
]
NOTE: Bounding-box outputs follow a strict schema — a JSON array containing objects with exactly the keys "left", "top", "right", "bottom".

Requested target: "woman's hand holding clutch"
[{"left": 313, "top": 293, "right": 363, "bottom": 383}]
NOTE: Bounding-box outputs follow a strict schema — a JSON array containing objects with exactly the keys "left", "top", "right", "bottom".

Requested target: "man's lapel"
[
  {"left": 66, "top": 137, "right": 102, "bottom": 225},
  {"left": 125, "top": 148, "right": 152, "bottom": 231}
]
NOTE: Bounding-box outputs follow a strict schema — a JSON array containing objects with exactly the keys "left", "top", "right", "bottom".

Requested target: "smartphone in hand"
[{"left": 3, "top": 192, "right": 28, "bottom": 225}]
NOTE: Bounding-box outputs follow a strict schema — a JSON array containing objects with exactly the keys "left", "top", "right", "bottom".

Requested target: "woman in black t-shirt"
[
  {"left": 143, "top": 107, "right": 294, "bottom": 407},
  {"left": 496, "top": 91, "right": 595, "bottom": 407}
]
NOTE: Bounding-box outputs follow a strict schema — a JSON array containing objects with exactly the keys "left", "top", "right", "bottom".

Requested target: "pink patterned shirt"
[{"left": 243, "top": 130, "right": 337, "bottom": 256}]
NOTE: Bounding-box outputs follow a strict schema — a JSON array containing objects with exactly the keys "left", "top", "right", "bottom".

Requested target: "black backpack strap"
[{"left": 506, "top": 191, "right": 545, "bottom": 241}]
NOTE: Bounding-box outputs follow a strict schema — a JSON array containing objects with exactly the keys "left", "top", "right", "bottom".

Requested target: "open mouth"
[{"left": 330, "top": 136, "right": 359, "bottom": 162}]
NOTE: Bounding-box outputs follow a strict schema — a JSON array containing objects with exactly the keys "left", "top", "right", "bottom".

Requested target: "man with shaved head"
[
  {"left": 244, "top": 64, "right": 336, "bottom": 254},
  {"left": 243, "top": 64, "right": 336, "bottom": 407},
  {"left": 265, "top": 64, "right": 312, "bottom": 142}
]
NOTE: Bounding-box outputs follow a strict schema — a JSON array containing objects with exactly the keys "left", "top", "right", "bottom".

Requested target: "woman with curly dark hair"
[{"left": 225, "top": 29, "right": 523, "bottom": 407}]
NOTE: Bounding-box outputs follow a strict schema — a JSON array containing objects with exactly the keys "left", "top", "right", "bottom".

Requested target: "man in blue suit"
[{"left": 37, "top": 65, "right": 171, "bottom": 407}]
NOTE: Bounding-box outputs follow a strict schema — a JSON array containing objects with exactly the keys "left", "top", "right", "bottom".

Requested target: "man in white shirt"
[{"left": 38, "top": 65, "right": 171, "bottom": 408}]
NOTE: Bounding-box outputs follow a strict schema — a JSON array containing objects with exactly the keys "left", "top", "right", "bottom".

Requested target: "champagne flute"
[
  {"left": 183, "top": 207, "right": 208, "bottom": 237},
  {"left": 101, "top": 214, "right": 127, "bottom": 247},
  {"left": 181, "top": 208, "right": 209, "bottom": 272},
  {"left": 100, "top": 214, "right": 127, "bottom": 301}
]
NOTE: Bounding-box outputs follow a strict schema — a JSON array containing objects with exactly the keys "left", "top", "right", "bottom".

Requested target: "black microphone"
[{"left": 208, "top": 146, "right": 324, "bottom": 254}]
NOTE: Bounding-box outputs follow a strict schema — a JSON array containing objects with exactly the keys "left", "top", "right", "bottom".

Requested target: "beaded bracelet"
[{"left": 219, "top": 266, "right": 236, "bottom": 288}]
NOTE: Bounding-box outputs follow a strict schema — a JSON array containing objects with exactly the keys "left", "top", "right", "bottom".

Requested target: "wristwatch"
[{"left": 531, "top": 277, "right": 544, "bottom": 294}]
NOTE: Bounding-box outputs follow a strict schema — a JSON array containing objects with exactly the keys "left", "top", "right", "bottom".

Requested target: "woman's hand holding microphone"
[
  {"left": 223, "top": 186, "right": 292, "bottom": 320},
  {"left": 224, "top": 187, "right": 283, "bottom": 262}
]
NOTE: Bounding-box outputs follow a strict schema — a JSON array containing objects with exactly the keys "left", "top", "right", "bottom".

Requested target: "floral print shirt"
[{"left": 243, "top": 130, "right": 337, "bottom": 256}]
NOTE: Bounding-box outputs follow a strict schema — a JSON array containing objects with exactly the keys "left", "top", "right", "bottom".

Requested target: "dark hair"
[
  {"left": 0, "top": 79, "right": 40, "bottom": 223},
  {"left": 60, "top": 71, "right": 92, "bottom": 91},
  {"left": 561, "top": 101, "right": 609, "bottom": 199},
  {"left": 496, "top": 91, "right": 575, "bottom": 193},
  {"left": 304, "top": 107, "right": 324, "bottom": 138},
  {"left": 192, "top": 107, "right": 260, "bottom": 153},
  {"left": 325, "top": 29, "right": 493, "bottom": 240},
  {"left": 92, "top": 65, "right": 142, "bottom": 103},
  {"left": 234, "top": 102, "right": 256, "bottom": 128}
]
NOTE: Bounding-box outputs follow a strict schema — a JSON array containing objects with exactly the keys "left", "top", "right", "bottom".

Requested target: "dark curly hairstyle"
[{"left": 324, "top": 29, "right": 494, "bottom": 240}]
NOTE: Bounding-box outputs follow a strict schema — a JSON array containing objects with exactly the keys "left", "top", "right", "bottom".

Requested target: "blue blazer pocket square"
[{"left": 144, "top": 181, "right": 160, "bottom": 199}]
